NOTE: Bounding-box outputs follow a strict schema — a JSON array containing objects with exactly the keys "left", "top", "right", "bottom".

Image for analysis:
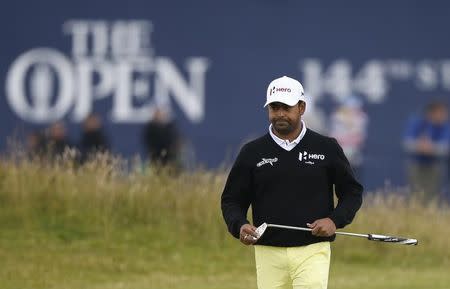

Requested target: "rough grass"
[{"left": 0, "top": 154, "right": 449, "bottom": 289}]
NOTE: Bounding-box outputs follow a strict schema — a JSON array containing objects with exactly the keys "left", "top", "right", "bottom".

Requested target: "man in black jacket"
[
  {"left": 80, "top": 114, "right": 110, "bottom": 162},
  {"left": 221, "top": 76, "right": 363, "bottom": 289},
  {"left": 142, "top": 108, "right": 179, "bottom": 167}
]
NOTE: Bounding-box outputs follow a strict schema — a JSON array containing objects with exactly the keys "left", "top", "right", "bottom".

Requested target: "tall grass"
[
  {"left": 0, "top": 154, "right": 229, "bottom": 244},
  {"left": 1, "top": 153, "right": 449, "bottom": 267}
]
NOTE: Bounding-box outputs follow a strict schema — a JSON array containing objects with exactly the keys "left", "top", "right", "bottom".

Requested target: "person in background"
[
  {"left": 403, "top": 101, "right": 449, "bottom": 201},
  {"left": 142, "top": 107, "right": 180, "bottom": 167},
  {"left": 80, "top": 113, "right": 110, "bottom": 162},
  {"left": 329, "top": 96, "right": 368, "bottom": 178},
  {"left": 46, "top": 121, "right": 72, "bottom": 157},
  {"left": 26, "top": 130, "right": 46, "bottom": 158}
]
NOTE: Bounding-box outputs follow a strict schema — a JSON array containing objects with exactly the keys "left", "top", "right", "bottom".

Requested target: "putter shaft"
[
  {"left": 264, "top": 223, "right": 418, "bottom": 245},
  {"left": 267, "top": 223, "right": 368, "bottom": 238}
]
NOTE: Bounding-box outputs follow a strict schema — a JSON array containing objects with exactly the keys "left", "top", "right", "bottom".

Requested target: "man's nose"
[{"left": 276, "top": 109, "right": 287, "bottom": 117}]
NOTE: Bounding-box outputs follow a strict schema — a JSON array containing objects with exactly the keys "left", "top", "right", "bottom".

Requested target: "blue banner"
[{"left": 1, "top": 0, "right": 450, "bottom": 190}]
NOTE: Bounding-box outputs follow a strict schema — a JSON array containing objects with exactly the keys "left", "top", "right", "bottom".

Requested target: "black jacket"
[{"left": 221, "top": 129, "right": 363, "bottom": 247}]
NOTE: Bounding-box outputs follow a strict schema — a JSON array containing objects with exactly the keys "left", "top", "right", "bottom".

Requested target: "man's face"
[
  {"left": 268, "top": 102, "right": 305, "bottom": 135},
  {"left": 430, "top": 105, "right": 448, "bottom": 124}
]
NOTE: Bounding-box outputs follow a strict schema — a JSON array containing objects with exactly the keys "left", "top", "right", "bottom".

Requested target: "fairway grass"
[
  {"left": 0, "top": 157, "right": 449, "bottom": 289},
  {"left": 2, "top": 225, "right": 449, "bottom": 289}
]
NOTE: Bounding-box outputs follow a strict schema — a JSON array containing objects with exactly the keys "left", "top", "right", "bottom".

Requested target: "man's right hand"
[{"left": 239, "top": 224, "right": 259, "bottom": 245}]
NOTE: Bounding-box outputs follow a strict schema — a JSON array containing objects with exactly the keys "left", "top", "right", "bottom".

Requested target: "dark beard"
[{"left": 272, "top": 119, "right": 295, "bottom": 135}]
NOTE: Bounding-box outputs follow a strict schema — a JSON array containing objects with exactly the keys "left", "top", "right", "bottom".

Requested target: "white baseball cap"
[{"left": 264, "top": 76, "right": 305, "bottom": 107}]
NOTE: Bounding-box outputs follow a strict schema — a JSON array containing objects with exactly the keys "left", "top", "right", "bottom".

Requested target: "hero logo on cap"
[
  {"left": 270, "top": 86, "right": 275, "bottom": 96},
  {"left": 264, "top": 76, "right": 306, "bottom": 107},
  {"left": 270, "top": 86, "right": 292, "bottom": 95}
]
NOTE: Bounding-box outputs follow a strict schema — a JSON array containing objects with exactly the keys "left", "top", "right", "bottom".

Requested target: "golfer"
[{"left": 221, "top": 76, "right": 363, "bottom": 289}]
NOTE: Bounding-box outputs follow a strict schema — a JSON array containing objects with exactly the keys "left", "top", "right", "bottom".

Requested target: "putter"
[{"left": 253, "top": 222, "right": 418, "bottom": 246}]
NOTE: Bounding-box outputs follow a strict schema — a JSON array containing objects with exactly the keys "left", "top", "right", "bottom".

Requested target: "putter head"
[{"left": 254, "top": 222, "right": 268, "bottom": 239}]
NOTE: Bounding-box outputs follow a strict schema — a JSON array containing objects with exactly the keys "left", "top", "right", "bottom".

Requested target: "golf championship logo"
[
  {"left": 5, "top": 20, "right": 210, "bottom": 124},
  {"left": 299, "top": 151, "right": 325, "bottom": 165},
  {"left": 256, "top": 157, "right": 278, "bottom": 167}
]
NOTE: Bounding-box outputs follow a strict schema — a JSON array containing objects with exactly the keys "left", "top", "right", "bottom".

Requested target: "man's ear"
[{"left": 298, "top": 101, "right": 306, "bottom": 114}]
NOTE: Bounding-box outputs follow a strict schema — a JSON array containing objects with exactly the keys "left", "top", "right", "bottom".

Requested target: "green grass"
[{"left": 0, "top": 155, "right": 449, "bottom": 289}]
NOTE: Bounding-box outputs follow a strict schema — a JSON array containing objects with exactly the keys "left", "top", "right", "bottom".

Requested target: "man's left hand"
[{"left": 307, "top": 218, "right": 336, "bottom": 237}]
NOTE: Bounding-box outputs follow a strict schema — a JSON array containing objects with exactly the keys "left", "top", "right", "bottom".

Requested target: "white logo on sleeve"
[
  {"left": 299, "top": 151, "right": 325, "bottom": 165},
  {"left": 256, "top": 158, "right": 278, "bottom": 167}
]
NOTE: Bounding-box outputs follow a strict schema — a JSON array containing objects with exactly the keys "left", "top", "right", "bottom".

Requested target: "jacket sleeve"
[
  {"left": 328, "top": 138, "right": 364, "bottom": 228},
  {"left": 221, "top": 145, "right": 253, "bottom": 239}
]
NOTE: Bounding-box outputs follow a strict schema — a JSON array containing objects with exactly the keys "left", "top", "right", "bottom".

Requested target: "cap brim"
[{"left": 263, "top": 98, "right": 301, "bottom": 108}]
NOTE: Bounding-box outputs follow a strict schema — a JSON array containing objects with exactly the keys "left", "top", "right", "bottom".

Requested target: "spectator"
[
  {"left": 142, "top": 108, "right": 180, "bottom": 167},
  {"left": 403, "top": 101, "right": 449, "bottom": 201},
  {"left": 26, "top": 130, "right": 46, "bottom": 157},
  {"left": 80, "top": 113, "right": 109, "bottom": 161},
  {"left": 330, "top": 96, "right": 368, "bottom": 177},
  {"left": 46, "top": 121, "right": 72, "bottom": 157}
]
